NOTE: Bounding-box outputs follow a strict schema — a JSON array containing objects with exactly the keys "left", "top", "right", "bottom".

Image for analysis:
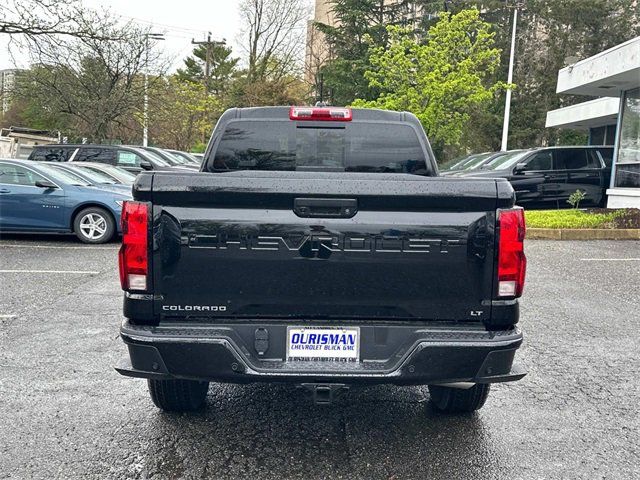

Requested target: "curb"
[{"left": 527, "top": 228, "right": 640, "bottom": 240}]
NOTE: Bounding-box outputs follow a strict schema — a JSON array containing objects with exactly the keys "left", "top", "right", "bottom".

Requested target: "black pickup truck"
[{"left": 116, "top": 106, "right": 527, "bottom": 413}]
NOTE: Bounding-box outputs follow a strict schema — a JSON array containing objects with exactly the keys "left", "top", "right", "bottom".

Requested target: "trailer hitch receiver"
[{"left": 299, "top": 383, "right": 348, "bottom": 405}]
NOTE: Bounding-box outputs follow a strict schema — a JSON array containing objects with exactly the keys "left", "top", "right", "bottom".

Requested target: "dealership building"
[{"left": 546, "top": 36, "right": 640, "bottom": 208}]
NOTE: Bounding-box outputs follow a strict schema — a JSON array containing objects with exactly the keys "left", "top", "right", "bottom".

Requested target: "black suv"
[
  {"left": 28, "top": 144, "right": 181, "bottom": 174},
  {"left": 464, "top": 146, "right": 613, "bottom": 208}
]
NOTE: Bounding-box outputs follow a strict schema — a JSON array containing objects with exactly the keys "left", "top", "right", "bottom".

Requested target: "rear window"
[
  {"left": 554, "top": 149, "right": 599, "bottom": 170},
  {"left": 148, "top": 148, "right": 181, "bottom": 166},
  {"left": 29, "top": 147, "right": 73, "bottom": 162},
  {"left": 84, "top": 164, "right": 137, "bottom": 182},
  {"left": 74, "top": 148, "right": 116, "bottom": 165},
  {"left": 133, "top": 148, "right": 170, "bottom": 167},
  {"left": 68, "top": 166, "right": 116, "bottom": 184},
  {"left": 209, "top": 121, "right": 429, "bottom": 174},
  {"left": 456, "top": 152, "right": 493, "bottom": 171},
  {"left": 164, "top": 151, "right": 188, "bottom": 164}
]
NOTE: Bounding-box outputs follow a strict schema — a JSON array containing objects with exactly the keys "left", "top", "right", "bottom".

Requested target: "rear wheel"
[
  {"left": 73, "top": 207, "right": 115, "bottom": 244},
  {"left": 147, "top": 379, "right": 209, "bottom": 412},
  {"left": 428, "top": 383, "right": 490, "bottom": 413}
]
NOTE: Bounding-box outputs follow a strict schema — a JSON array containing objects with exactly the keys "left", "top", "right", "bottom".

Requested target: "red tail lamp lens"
[
  {"left": 118, "top": 201, "right": 148, "bottom": 291},
  {"left": 497, "top": 207, "right": 526, "bottom": 297}
]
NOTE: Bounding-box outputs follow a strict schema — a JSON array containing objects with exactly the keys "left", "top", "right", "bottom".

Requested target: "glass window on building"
[
  {"left": 591, "top": 126, "right": 606, "bottom": 145},
  {"left": 605, "top": 124, "right": 616, "bottom": 146},
  {"left": 590, "top": 125, "right": 617, "bottom": 146},
  {"left": 615, "top": 87, "right": 640, "bottom": 188}
]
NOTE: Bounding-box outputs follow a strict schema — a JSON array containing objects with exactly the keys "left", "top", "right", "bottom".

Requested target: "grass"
[{"left": 525, "top": 209, "right": 624, "bottom": 229}]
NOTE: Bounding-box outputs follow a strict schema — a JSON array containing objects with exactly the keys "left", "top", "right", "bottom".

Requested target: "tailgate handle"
[{"left": 294, "top": 198, "right": 357, "bottom": 218}]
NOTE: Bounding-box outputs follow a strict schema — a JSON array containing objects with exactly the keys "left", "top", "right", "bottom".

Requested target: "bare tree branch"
[
  {"left": 16, "top": 10, "right": 169, "bottom": 142},
  {"left": 239, "top": 0, "right": 310, "bottom": 81},
  {"left": 1, "top": 0, "right": 127, "bottom": 43}
]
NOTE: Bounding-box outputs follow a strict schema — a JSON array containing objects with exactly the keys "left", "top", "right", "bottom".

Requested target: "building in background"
[
  {"left": 546, "top": 36, "right": 640, "bottom": 208},
  {"left": 546, "top": 97, "right": 619, "bottom": 146},
  {"left": 0, "top": 127, "right": 57, "bottom": 159},
  {"left": 0, "top": 69, "right": 23, "bottom": 114},
  {"left": 305, "top": 0, "right": 335, "bottom": 91}
]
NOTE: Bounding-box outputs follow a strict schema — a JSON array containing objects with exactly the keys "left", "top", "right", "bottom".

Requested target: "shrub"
[{"left": 567, "top": 190, "right": 587, "bottom": 209}]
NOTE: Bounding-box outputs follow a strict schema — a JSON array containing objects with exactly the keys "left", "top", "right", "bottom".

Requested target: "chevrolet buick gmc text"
[{"left": 115, "top": 106, "right": 527, "bottom": 413}]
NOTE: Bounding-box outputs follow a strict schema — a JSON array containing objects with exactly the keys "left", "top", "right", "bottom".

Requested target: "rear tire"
[
  {"left": 428, "top": 383, "right": 490, "bottom": 413},
  {"left": 73, "top": 207, "right": 115, "bottom": 244},
  {"left": 147, "top": 379, "right": 209, "bottom": 412}
]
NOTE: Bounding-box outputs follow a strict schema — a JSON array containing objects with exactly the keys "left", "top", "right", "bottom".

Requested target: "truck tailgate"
[{"left": 137, "top": 171, "right": 513, "bottom": 322}]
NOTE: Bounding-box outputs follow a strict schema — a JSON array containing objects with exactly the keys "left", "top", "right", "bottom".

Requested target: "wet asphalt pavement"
[{"left": 0, "top": 235, "right": 638, "bottom": 479}]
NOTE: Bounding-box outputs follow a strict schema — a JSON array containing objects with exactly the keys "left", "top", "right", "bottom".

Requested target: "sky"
[{"left": 0, "top": 0, "right": 255, "bottom": 71}]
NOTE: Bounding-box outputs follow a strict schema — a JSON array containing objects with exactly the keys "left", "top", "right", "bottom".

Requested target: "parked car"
[
  {"left": 28, "top": 144, "right": 180, "bottom": 174},
  {"left": 70, "top": 162, "right": 137, "bottom": 185},
  {"left": 115, "top": 106, "right": 527, "bottom": 413},
  {"left": 164, "top": 149, "right": 200, "bottom": 169},
  {"left": 443, "top": 150, "right": 526, "bottom": 176},
  {"left": 191, "top": 153, "right": 204, "bottom": 163},
  {"left": 166, "top": 149, "right": 201, "bottom": 166},
  {"left": 0, "top": 159, "right": 130, "bottom": 243},
  {"left": 133, "top": 146, "right": 199, "bottom": 170},
  {"left": 439, "top": 152, "right": 492, "bottom": 174},
  {"left": 47, "top": 163, "right": 132, "bottom": 194},
  {"left": 464, "top": 146, "right": 614, "bottom": 208}
]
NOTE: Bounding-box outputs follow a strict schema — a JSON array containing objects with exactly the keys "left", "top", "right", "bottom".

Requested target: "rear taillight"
[
  {"left": 289, "top": 106, "right": 352, "bottom": 121},
  {"left": 497, "top": 207, "right": 526, "bottom": 297},
  {"left": 118, "top": 201, "right": 149, "bottom": 291}
]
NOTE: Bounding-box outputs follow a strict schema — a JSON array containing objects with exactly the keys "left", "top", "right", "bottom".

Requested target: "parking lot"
[{"left": 0, "top": 235, "right": 638, "bottom": 479}]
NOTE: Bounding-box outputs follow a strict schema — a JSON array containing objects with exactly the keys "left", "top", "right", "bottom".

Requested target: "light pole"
[
  {"left": 501, "top": 2, "right": 524, "bottom": 151},
  {"left": 143, "top": 33, "right": 164, "bottom": 147}
]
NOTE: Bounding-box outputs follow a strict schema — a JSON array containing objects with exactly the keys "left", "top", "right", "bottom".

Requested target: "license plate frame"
[{"left": 286, "top": 326, "right": 360, "bottom": 362}]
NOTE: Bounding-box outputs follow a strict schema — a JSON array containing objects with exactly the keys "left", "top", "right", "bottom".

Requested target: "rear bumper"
[{"left": 116, "top": 320, "right": 526, "bottom": 386}]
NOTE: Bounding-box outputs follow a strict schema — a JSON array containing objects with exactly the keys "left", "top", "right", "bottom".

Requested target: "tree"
[
  {"left": 231, "top": 0, "right": 310, "bottom": 109},
  {"left": 426, "top": 1, "right": 514, "bottom": 153},
  {"left": 1, "top": 0, "right": 124, "bottom": 42},
  {"left": 176, "top": 43, "right": 239, "bottom": 96},
  {"left": 419, "top": 0, "right": 638, "bottom": 149},
  {"left": 227, "top": 73, "right": 309, "bottom": 108},
  {"left": 16, "top": 15, "right": 166, "bottom": 142},
  {"left": 315, "top": 0, "right": 413, "bottom": 106},
  {"left": 1, "top": 93, "right": 71, "bottom": 133},
  {"left": 239, "top": 0, "right": 309, "bottom": 82},
  {"left": 352, "top": 9, "right": 505, "bottom": 156},
  {"left": 149, "top": 77, "right": 222, "bottom": 151},
  {"left": 508, "top": 0, "right": 640, "bottom": 147}
]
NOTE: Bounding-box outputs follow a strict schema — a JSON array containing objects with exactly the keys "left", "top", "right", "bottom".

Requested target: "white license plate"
[{"left": 287, "top": 327, "right": 360, "bottom": 361}]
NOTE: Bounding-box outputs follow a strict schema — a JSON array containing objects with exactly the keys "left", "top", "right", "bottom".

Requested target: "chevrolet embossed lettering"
[{"left": 188, "top": 233, "right": 460, "bottom": 255}]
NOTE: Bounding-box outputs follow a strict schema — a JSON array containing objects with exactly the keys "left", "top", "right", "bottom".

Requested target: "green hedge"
[{"left": 525, "top": 210, "right": 623, "bottom": 229}]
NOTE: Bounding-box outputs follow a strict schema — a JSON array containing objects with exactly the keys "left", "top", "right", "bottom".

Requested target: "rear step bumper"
[{"left": 115, "top": 320, "right": 526, "bottom": 386}]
